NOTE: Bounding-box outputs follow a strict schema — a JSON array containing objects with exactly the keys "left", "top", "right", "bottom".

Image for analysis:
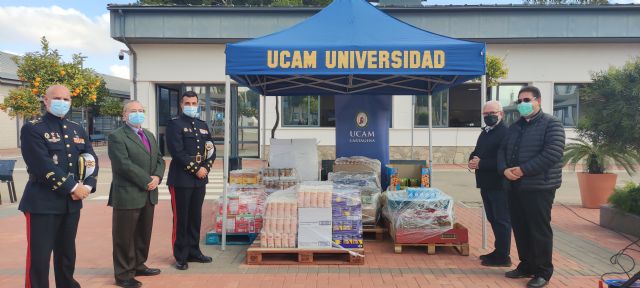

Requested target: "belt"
[
  {"left": 191, "top": 155, "right": 203, "bottom": 164},
  {"left": 29, "top": 173, "right": 75, "bottom": 183}
]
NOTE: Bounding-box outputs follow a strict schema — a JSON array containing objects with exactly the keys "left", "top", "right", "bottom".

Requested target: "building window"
[
  {"left": 282, "top": 96, "right": 320, "bottom": 126},
  {"left": 489, "top": 83, "right": 527, "bottom": 126},
  {"left": 448, "top": 84, "right": 481, "bottom": 127},
  {"left": 415, "top": 90, "right": 448, "bottom": 127},
  {"left": 554, "top": 84, "right": 585, "bottom": 127},
  {"left": 281, "top": 95, "right": 392, "bottom": 128}
]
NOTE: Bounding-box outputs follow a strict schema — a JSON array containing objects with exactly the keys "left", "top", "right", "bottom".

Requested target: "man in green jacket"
[{"left": 108, "top": 100, "right": 166, "bottom": 288}]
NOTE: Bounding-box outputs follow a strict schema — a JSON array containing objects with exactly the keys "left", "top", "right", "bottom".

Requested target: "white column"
[{"left": 221, "top": 76, "right": 231, "bottom": 250}]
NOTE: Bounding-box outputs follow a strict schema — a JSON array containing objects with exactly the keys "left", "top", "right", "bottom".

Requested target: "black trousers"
[
  {"left": 169, "top": 186, "right": 206, "bottom": 262},
  {"left": 112, "top": 199, "right": 155, "bottom": 282},
  {"left": 480, "top": 188, "right": 512, "bottom": 259},
  {"left": 509, "top": 188, "right": 556, "bottom": 280},
  {"left": 25, "top": 212, "right": 81, "bottom": 288}
]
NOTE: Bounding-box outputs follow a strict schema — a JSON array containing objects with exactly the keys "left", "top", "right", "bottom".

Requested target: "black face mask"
[{"left": 484, "top": 114, "right": 499, "bottom": 127}]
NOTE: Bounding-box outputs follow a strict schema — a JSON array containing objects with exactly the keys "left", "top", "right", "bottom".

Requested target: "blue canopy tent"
[{"left": 220, "top": 0, "right": 486, "bottom": 249}]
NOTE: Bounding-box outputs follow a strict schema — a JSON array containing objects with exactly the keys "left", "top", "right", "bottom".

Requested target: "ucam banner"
[{"left": 335, "top": 94, "right": 391, "bottom": 187}]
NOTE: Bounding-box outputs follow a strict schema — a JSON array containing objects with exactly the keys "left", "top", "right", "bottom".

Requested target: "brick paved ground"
[
  {"left": 0, "top": 200, "right": 638, "bottom": 288},
  {"left": 1, "top": 147, "right": 639, "bottom": 287}
]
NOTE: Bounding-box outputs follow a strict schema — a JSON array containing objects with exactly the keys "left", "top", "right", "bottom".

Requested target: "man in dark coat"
[
  {"left": 19, "top": 84, "right": 98, "bottom": 288},
  {"left": 498, "top": 86, "right": 566, "bottom": 288},
  {"left": 166, "top": 91, "right": 216, "bottom": 270},
  {"left": 469, "top": 100, "right": 511, "bottom": 267},
  {"left": 108, "top": 100, "right": 165, "bottom": 288}
]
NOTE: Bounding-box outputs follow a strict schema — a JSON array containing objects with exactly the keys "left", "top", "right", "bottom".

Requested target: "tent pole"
[
  {"left": 222, "top": 76, "right": 231, "bottom": 251},
  {"left": 480, "top": 74, "right": 488, "bottom": 250},
  {"left": 261, "top": 94, "right": 266, "bottom": 161},
  {"left": 481, "top": 75, "right": 487, "bottom": 126},
  {"left": 411, "top": 95, "right": 415, "bottom": 160},
  {"left": 428, "top": 93, "right": 433, "bottom": 180}
]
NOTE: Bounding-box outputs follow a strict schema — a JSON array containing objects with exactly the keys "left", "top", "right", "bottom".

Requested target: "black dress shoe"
[
  {"left": 175, "top": 261, "right": 189, "bottom": 270},
  {"left": 135, "top": 268, "right": 161, "bottom": 276},
  {"left": 187, "top": 254, "right": 213, "bottom": 263},
  {"left": 481, "top": 257, "right": 512, "bottom": 267},
  {"left": 504, "top": 269, "right": 534, "bottom": 279},
  {"left": 115, "top": 278, "right": 142, "bottom": 288},
  {"left": 479, "top": 251, "right": 496, "bottom": 261},
  {"left": 527, "top": 277, "right": 549, "bottom": 288}
]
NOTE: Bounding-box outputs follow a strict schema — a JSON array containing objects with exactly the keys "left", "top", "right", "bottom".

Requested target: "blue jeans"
[{"left": 481, "top": 188, "right": 512, "bottom": 259}]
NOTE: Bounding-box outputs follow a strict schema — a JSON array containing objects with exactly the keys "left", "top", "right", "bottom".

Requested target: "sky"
[{"left": 1, "top": 0, "right": 638, "bottom": 79}]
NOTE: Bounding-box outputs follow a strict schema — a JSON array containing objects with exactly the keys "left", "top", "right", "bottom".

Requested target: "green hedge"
[{"left": 609, "top": 182, "right": 640, "bottom": 216}]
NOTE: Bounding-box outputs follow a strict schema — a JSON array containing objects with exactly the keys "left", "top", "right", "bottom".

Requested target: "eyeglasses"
[
  {"left": 516, "top": 97, "right": 536, "bottom": 104},
  {"left": 482, "top": 111, "right": 501, "bottom": 116}
]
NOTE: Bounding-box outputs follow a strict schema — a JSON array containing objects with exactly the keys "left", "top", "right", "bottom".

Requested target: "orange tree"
[{"left": 0, "top": 37, "right": 107, "bottom": 119}]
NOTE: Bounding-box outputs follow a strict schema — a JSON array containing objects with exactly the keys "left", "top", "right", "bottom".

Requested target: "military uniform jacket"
[
  {"left": 19, "top": 113, "right": 99, "bottom": 214},
  {"left": 166, "top": 115, "right": 216, "bottom": 188}
]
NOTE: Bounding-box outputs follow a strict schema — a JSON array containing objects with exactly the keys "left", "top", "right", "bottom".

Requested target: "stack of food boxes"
[
  {"left": 216, "top": 169, "right": 266, "bottom": 235},
  {"left": 229, "top": 169, "right": 261, "bottom": 185},
  {"left": 261, "top": 167, "right": 299, "bottom": 195},
  {"left": 329, "top": 172, "right": 380, "bottom": 226},
  {"left": 332, "top": 185, "right": 363, "bottom": 249},
  {"left": 257, "top": 180, "right": 365, "bottom": 250},
  {"left": 260, "top": 188, "right": 298, "bottom": 248},
  {"left": 297, "top": 181, "right": 333, "bottom": 249}
]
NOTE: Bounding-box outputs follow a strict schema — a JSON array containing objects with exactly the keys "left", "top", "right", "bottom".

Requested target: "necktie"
[{"left": 137, "top": 129, "right": 151, "bottom": 153}]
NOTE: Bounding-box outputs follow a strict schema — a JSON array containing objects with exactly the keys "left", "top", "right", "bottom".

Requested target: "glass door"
[
  {"left": 157, "top": 85, "right": 180, "bottom": 155},
  {"left": 237, "top": 87, "right": 260, "bottom": 158}
]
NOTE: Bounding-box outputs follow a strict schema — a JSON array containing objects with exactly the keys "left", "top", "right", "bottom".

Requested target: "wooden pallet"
[
  {"left": 391, "top": 223, "right": 469, "bottom": 256},
  {"left": 363, "top": 225, "right": 387, "bottom": 241},
  {"left": 393, "top": 242, "right": 469, "bottom": 255},
  {"left": 246, "top": 242, "right": 364, "bottom": 265}
]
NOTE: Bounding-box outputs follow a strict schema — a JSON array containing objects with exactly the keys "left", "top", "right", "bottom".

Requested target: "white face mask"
[
  {"left": 50, "top": 99, "right": 70, "bottom": 117},
  {"left": 127, "top": 112, "right": 145, "bottom": 125},
  {"left": 183, "top": 105, "right": 199, "bottom": 118}
]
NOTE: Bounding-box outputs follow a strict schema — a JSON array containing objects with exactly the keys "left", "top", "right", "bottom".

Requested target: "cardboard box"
[
  {"left": 386, "top": 163, "right": 431, "bottom": 191},
  {"left": 215, "top": 214, "right": 263, "bottom": 234},
  {"left": 298, "top": 208, "right": 332, "bottom": 248}
]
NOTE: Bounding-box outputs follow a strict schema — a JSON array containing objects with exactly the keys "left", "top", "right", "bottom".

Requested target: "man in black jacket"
[
  {"left": 498, "top": 86, "right": 566, "bottom": 288},
  {"left": 469, "top": 100, "right": 511, "bottom": 267},
  {"left": 166, "top": 91, "right": 216, "bottom": 270}
]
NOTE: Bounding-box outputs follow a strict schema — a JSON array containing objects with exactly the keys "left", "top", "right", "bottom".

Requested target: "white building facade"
[{"left": 109, "top": 4, "right": 640, "bottom": 163}]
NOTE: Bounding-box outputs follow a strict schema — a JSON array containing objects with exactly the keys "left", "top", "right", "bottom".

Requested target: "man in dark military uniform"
[
  {"left": 19, "top": 84, "right": 99, "bottom": 288},
  {"left": 166, "top": 91, "right": 216, "bottom": 270}
]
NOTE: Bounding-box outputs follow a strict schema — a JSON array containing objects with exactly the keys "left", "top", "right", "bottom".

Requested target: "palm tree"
[{"left": 563, "top": 137, "right": 640, "bottom": 175}]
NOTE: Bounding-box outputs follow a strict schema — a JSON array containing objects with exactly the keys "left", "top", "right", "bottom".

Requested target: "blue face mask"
[
  {"left": 50, "top": 99, "right": 70, "bottom": 117},
  {"left": 127, "top": 112, "right": 145, "bottom": 125},
  {"left": 183, "top": 105, "right": 199, "bottom": 118},
  {"left": 517, "top": 102, "right": 534, "bottom": 117}
]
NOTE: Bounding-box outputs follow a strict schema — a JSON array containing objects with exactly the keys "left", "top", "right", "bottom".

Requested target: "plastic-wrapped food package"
[
  {"left": 383, "top": 188, "right": 454, "bottom": 244},
  {"left": 334, "top": 156, "right": 381, "bottom": 173},
  {"left": 297, "top": 181, "right": 333, "bottom": 208},
  {"left": 229, "top": 169, "right": 261, "bottom": 185},
  {"left": 333, "top": 156, "right": 381, "bottom": 181},
  {"left": 328, "top": 172, "right": 381, "bottom": 225},
  {"left": 296, "top": 181, "right": 333, "bottom": 248},
  {"left": 260, "top": 187, "right": 298, "bottom": 248},
  {"left": 332, "top": 185, "right": 363, "bottom": 249},
  {"left": 215, "top": 184, "right": 266, "bottom": 234},
  {"left": 261, "top": 167, "right": 299, "bottom": 195}
]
